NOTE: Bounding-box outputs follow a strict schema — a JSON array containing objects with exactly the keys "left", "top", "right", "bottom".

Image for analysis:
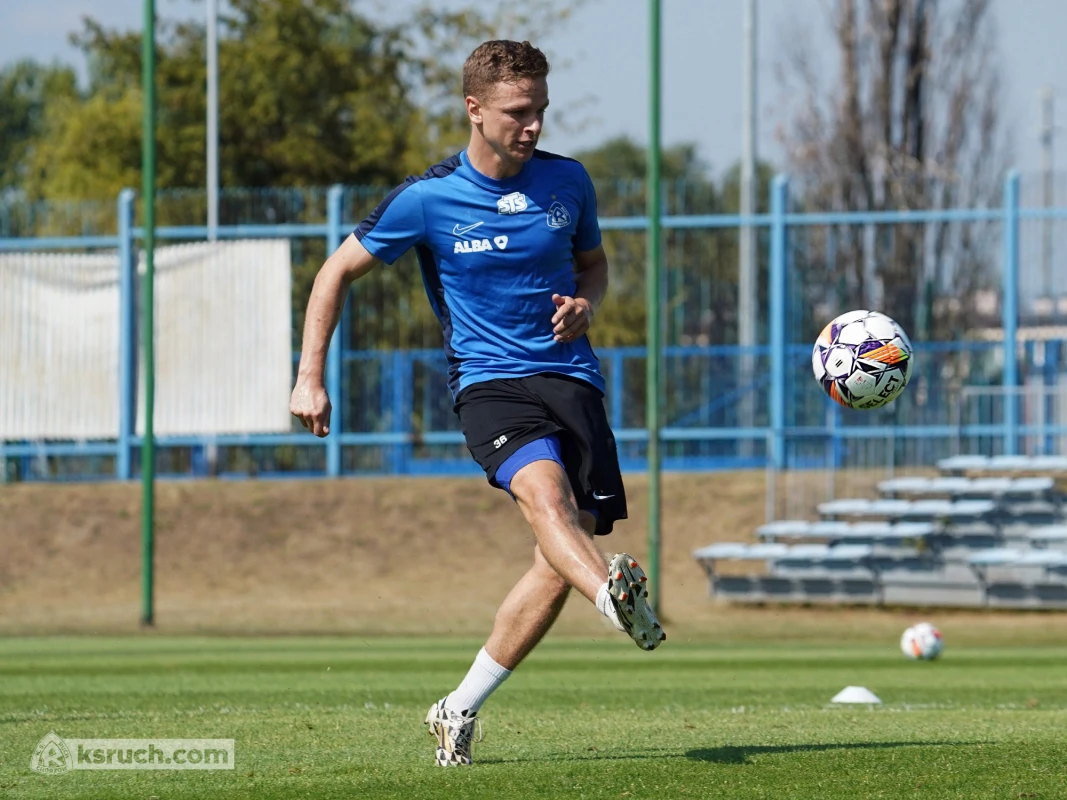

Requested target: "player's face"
[{"left": 471, "top": 77, "right": 548, "bottom": 167}]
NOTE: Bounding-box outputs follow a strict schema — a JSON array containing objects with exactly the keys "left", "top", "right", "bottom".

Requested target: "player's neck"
[{"left": 466, "top": 138, "right": 525, "bottom": 181}]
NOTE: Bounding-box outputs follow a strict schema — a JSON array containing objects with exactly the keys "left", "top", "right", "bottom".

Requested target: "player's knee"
[{"left": 510, "top": 462, "right": 578, "bottom": 524}]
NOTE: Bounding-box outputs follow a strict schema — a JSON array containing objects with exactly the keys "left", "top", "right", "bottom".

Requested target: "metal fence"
[{"left": 1, "top": 173, "right": 1066, "bottom": 495}]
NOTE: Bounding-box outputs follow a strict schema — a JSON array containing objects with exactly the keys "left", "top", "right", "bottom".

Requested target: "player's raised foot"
[
  {"left": 425, "top": 698, "right": 481, "bottom": 766},
  {"left": 607, "top": 553, "right": 666, "bottom": 651}
]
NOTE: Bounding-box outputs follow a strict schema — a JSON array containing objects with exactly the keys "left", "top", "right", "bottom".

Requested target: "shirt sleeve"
[
  {"left": 353, "top": 178, "right": 425, "bottom": 265},
  {"left": 572, "top": 166, "right": 602, "bottom": 253}
]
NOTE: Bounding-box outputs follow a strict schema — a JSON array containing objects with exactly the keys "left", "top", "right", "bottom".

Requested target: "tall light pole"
[
  {"left": 646, "top": 0, "right": 663, "bottom": 612},
  {"left": 207, "top": 0, "right": 219, "bottom": 240},
  {"left": 1040, "top": 86, "right": 1054, "bottom": 302},
  {"left": 141, "top": 0, "right": 157, "bottom": 627},
  {"left": 738, "top": 0, "right": 758, "bottom": 450}
]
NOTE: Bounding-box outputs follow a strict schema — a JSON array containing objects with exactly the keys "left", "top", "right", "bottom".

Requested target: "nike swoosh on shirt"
[
  {"left": 452, "top": 221, "right": 485, "bottom": 237},
  {"left": 592, "top": 492, "right": 615, "bottom": 500}
]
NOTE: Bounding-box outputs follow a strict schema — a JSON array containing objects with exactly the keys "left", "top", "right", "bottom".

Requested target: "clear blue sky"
[{"left": 1, "top": 0, "right": 1064, "bottom": 180}]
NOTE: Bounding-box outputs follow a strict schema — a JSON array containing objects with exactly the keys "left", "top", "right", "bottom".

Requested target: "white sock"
[
  {"left": 596, "top": 582, "right": 627, "bottom": 632},
  {"left": 445, "top": 648, "right": 512, "bottom": 714}
]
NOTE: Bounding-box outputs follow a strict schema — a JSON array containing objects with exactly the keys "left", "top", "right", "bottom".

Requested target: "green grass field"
[{"left": 2, "top": 636, "right": 1066, "bottom": 799}]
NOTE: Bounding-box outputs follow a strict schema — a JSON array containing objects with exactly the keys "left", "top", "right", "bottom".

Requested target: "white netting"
[{"left": 0, "top": 240, "right": 293, "bottom": 440}]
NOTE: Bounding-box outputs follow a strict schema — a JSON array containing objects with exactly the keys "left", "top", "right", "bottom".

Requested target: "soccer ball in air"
[
  {"left": 900, "top": 622, "right": 944, "bottom": 661},
  {"left": 812, "top": 310, "right": 913, "bottom": 410}
]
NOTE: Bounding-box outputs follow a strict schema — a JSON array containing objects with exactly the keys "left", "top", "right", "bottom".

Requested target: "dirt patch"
[{"left": 0, "top": 472, "right": 1062, "bottom": 643}]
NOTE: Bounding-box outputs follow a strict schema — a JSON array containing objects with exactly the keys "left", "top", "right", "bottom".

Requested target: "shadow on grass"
[
  {"left": 482, "top": 740, "right": 988, "bottom": 766},
  {"left": 687, "top": 740, "right": 987, "bottom": 765}
]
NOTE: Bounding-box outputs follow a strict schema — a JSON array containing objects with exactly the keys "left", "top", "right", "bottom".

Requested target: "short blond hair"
[{"left": 462, "top": 40, "right": 550, "bottom": 102}]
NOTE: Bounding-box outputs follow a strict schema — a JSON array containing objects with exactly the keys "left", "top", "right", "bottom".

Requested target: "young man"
[{"left": 290, "top": 39, "right": 664, "bottom": 767}]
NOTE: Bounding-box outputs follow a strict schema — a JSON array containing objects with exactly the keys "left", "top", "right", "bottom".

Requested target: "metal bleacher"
[
  {"left": 937, "top": 455, "right": 1067, "bottom": 476},
  {"left": 694, "top": 456, "right": 1067, "bottom": 609}
]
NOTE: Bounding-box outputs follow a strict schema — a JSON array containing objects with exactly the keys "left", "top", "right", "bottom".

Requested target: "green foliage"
[
  {"left": 573, "top": 137, "right": 705, "bottom": 347},
  {"left": 576, "top": 136, "right": 710, "bottom": 190},
  {"left": 4, "top": 0, "right": 603, "bottom": 351},
  {"left": 16, "top": 0, "right": 586, "bottom": 203},
  {"left": 718, "top": 160, "right": 775, "bottom": 214},
  {"left": 0, "top": 4, "right": 785, "bottom": 353},
  {"left": 0, "top": 60, "right": 77, "bottom": 191},
  {"left": 566, "top": 139, "right": 777, "bottom": 348},
  {"left": 25, "top": 2, "right": 420, "bottom": 200},
  {"left": 30, "top": 86, "right": 143, "bottom": 203}
]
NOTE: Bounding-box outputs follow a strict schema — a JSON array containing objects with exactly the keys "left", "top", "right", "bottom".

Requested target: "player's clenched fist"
[
  {"left": 290, "top": 381, "right": 332, "bottom": 437},
  {"left": 551, "top": 293, "right": 594, "bottom": 343}
]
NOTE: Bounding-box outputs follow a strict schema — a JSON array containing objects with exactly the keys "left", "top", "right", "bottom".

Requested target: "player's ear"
[{"left": 466, "top": 96, "right": 483, "bottom": 125}]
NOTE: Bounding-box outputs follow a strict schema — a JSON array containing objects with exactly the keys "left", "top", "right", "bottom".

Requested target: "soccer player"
[{"left": 290, "top": 39, "right": 665, "bottom": 766}]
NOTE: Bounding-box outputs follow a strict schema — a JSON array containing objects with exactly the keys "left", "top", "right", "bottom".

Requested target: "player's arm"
[
  {"left": 552, "top": 244, "right": 608, "bottom": 343},
  {"left": 290, "top": 234, "right": 380, "bottom": 436},
  {"left": 292, "top": 176, "right": 424, "bottom": 435},
  {"left": 573, "top": 244, "right": 608, "bottom": 316}
]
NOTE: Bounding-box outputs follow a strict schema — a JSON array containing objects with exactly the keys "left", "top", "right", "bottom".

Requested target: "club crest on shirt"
[
  {"left": 547, "top": 201, "right": 572, "bottom": 229},
  {"left": 497, "top": 192, "right": 528, "bottom": 215}
]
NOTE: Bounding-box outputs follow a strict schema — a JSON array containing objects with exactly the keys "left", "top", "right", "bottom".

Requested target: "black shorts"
[{"left": 454, "top": 373, "right": 628, "bottom": 536}]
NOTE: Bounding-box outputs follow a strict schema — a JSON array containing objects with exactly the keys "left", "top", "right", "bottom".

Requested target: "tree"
[
  {"left": 776, "top": 0, "right": 1007, "bottom": 340},
  {"left": 10, "top": 0, "right": 589, "bottom": 349},
  {"left": 22, "top": 0, "right": 584, "bottom": 204},
  {"left": 569, "top": 137, "right": 722, "bottom": 348},
  {"left": 572, "top": 139, "right": 780, "bottom": 349},
  {"left": 719, "top": 160, "right": 775, "bottom": 217},
  {"left": 0, "top": 61, "right": 77, "bottom": 193},
  {"left": 9, "top": 0, "right": 589, "bottom": 356},
  {"left": 26, "top": 2, "right": 425, "bottom": 201}
]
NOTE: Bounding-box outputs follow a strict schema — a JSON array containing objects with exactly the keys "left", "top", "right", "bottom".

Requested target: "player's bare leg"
[
  {"left": 510, "top": 460, "right": 664, "bottom": 650},
  {"left": 507, "top": 459, "right": 609, "bottom": 603},
  {"left": 484, "top": 539, "right": 582, "bottom": 669},
  {"left": 428, "top": 465, "right": 663, "bottom": 765},
  {"left": 427, "top": 537, "right": 581, "bottom": 766}
]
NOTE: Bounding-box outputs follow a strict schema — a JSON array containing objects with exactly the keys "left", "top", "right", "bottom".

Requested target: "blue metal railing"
[{"left": 1, "top": 173, "right": 1064, "bottom": 481}]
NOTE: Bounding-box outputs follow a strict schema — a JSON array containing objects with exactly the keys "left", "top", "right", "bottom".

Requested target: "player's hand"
[
  {"left": 290, "top": 380, "right": 332, "bottom": 437},
  {"left": 551, "top": 294, "right": 594, "bottom": 343}
]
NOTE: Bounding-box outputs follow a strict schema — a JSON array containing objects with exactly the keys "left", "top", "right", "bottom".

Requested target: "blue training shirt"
[{"left": 353, "top": 149, "right": 605, "bottom": 397}]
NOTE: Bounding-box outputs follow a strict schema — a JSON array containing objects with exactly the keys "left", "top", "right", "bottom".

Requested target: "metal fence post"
[
  {"left": 769, "top": 175, "right": 789, "bottom": 469},
  {"left": 764, "top": 429, "right": 776, "bottom": 522},
  {"left": 117, "top": 188, "right": 136, "bottom": 480},
  {"left": 325, "top": 184, "right": 344, "bottom": 476},
  {"left": 393, "top": 350, "right": 411, "bottom": 474},
  {"left": 1003, "top": 171, "right": 1020, "bottom": 455},
  {"left": 610, "top": 350, "right": 624, "bottom": 431},
  {"left": 1045, "top": 339, "right": 1060, "bottom": 455}
]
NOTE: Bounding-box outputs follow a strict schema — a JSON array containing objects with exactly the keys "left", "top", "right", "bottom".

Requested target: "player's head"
[{"left": 463, "top": 40, "right": 550, "bottom": 170}]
